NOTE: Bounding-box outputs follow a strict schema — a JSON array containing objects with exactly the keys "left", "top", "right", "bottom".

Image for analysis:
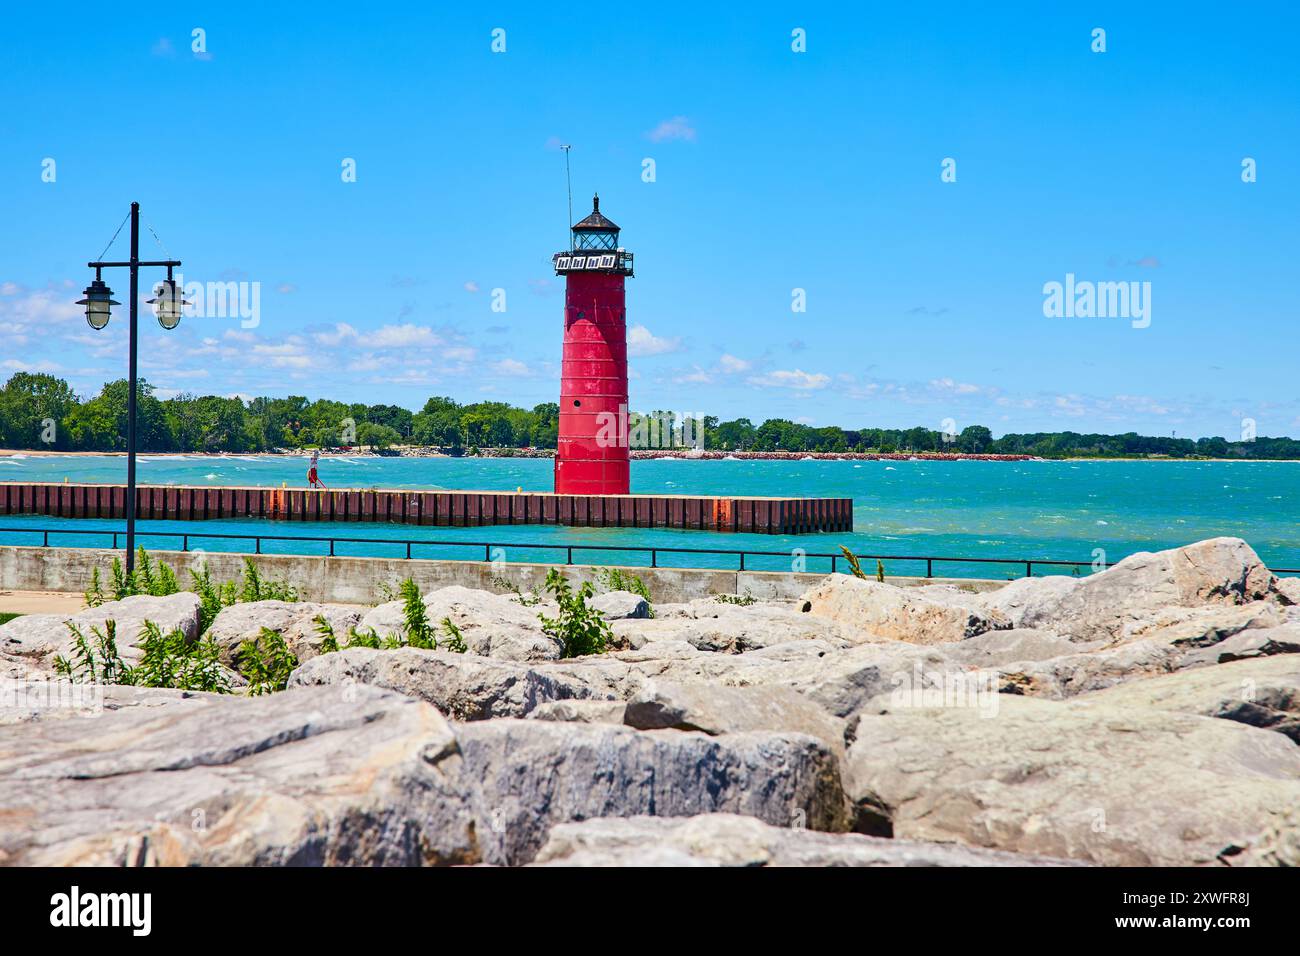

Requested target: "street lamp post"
[{"left": 78, "top": 202, "right": 185, "bottom": 575}]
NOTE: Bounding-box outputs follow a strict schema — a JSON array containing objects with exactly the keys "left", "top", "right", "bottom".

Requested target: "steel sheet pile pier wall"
[{"left": 0, "top": 483, "right": 852, "bottom": 534}]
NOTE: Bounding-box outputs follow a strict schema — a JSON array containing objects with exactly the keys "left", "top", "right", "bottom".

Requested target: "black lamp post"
[{"left": 78, "top": 202, "right": 185, "bottom": 574}]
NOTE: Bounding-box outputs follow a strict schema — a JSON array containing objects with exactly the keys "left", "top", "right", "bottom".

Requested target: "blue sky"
[{"left": 2, "top": 2, "right": 1297, "bottom": 439}]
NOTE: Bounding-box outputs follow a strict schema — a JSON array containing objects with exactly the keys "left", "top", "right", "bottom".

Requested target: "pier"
[{"left": 0, "top": 482, "right": 852, "bottom": 535}]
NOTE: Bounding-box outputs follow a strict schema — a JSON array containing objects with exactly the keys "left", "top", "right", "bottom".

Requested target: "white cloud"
[
  {"left": 747, "top": 369, "right": 831, "bottom": 390},
  {"left": 627, "top": 324, "right": 683, "bottom": 357},
  {"left": 3, "top": 358, "right": 63, "bottom": 373},
  {"left": 366, "top": 323, "right": 442, "bottom": 348},
  {"left": 646, "top": 116, "right": 697, "bottom": 143},
  {"left": 492, "top": 358, "right": 532, "bottom": 376},
  {"left": 718, "top": 354, "right": 751, "bottom": 373},
  {"left": 312, "top": 323, "right": 356, "bottom": 346},
  {"left": 929, "top": 377, "right": 984, "bottom": 395},
  {"left": 673, "top": 367, "right": 713, "bottom": 385},
  {"left": 464, "top": 281, "right": 480, "bottom": 293}
]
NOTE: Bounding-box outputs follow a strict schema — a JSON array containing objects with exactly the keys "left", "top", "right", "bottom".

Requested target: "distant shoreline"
[{"left": 1, "top": 447, "right": 1296, "bottom": 463}]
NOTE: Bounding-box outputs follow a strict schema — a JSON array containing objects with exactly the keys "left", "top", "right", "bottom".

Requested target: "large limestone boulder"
[
  {"left": 526, "top": 700, "right": 628, "bottom": 724},
  {"left": 0, "top": 593, "right": 202, "bottom": 667},
  {"left": 451, "top": 719, "right": 853, "bottom": 865},
  {"left": 1276, "top": 577, "right": 1300, "bottom": 606},
  {"left": 997, "top": 638, "right": 1183, "bottom": 698},
  {"left": 614, "top": 600, "right": 861, "bottom": 654},
  {"left": 980, "top": 538, "right": 1280, "bottom": 644},
  {"left": 1239, "top": 807, "right": 1300, "bottom": 866},
  {"left": 977, "top": 575, "right": 1080, "bottom": 629},
  {"left": 1117, "top": 602, "right": 1284, "bottom": 649},
  {"left": 999, "top": 618, "right": 1300, "bottom": 699},
  {"left": 1186, "top": 624, "right": 1300, "bottom": 665},
  {"left": 532, "top": 814, "right": 1082, "bottom": 867},
  {"left": 206, "top": 600, "right": 362, "bottom": 666},
  {"left": 0, "top": 684, "right": 224, "bottom": 727},
  {"left": 944, "top": 628, "right": 1098, "bottom": 667},
  {"left": 360, "top": 585, "right": 561, "bottom": 661},
  {"left": 287, "top": 646, "right": 608, "bottom": 720},
  {"left": 845, "top": 695, "right": 1300, "bottom": 865},
  {"left": 1079, "top": 655, "right": 1300, "bottom": 742},
  {"left": 590, "top": 591, "right": 651, "bottom": 620},
  {"left": 623, "top": 681, "right": 847, "bottom": 763},
  {"left": 0, "top": 685, "right": 479, "bottom": 865},
  {"left": 545, "top": 639, "right": 955, "bottom": 720},
  {"left": 799, "top": 575, "right": 1010, "bottom": 645}
]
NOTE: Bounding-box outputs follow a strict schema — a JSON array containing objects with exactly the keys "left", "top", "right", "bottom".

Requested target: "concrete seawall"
[{"left": 0, "top": 546, "right": 1005, "bottom": 605}]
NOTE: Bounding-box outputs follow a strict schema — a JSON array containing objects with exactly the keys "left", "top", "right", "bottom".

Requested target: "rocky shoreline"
[{"left": 1, "top": 536, "right": 1298, "bottom": 867}]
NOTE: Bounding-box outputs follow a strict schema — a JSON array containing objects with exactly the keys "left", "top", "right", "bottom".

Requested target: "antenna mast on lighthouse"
[{"left": 560, "top": 144, "right": 574, "bottom": 246}]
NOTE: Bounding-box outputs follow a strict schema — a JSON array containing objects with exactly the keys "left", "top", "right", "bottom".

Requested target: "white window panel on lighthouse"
[
  {"left": 570, "top": 256, "right": 586, "bottom": 269},
  {"left": 598, "top": 254, "right": 616, "bottom": 268},
  {"left": 557, "top": 257, "right": 572, "bottom": 269}
]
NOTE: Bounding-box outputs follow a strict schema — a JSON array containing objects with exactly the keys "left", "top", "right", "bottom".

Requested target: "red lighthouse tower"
[{"left": 552, "top": 195, "right": 634, "bottom": 495}]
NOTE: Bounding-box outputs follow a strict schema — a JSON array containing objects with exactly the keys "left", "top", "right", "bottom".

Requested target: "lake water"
[{"left": 0, "top": 454, "right": 1296, "bottom": 578}]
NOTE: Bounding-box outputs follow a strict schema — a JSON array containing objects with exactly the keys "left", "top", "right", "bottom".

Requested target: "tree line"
[{"left": 2, "top": 372, "right": 1298, "bottom": 460}]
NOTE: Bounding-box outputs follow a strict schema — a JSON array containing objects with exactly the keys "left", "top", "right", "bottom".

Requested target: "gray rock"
[
  {"left": 799, "top": 575, "right": 1010, "bottom": 645},
  {"left": 1079, "top": 655, "right": 1300, "bottom": 742},
  {"left": 1190, "top": 624, "right": 1300, "bottom": 664},
  {"left": 1276, "top": 577, "right": 1300, "bottom": 607},
  {"left": 0, "top": 683, "right": 223, "bottom": 727},
  {"left": 548, "top": 640, "right": 955, "bottom": 720},
  {"left": 0, "top": 593, "right": 202, "bottom": 667},
  {"left": 845, "top": 695, "right": 1300, "bottom": 865},
  {"left": 526, "top": 699, "right": 628, "bottom": 724},
  {"left": 741, "top": 639, "right": 844, "bottom": 661},
  {"left": 1238, "top": 806, "right": 1300, "bottom": 866},
  {"left": 532, "top": 813, "right": 1083, "bottom": 867},
  {"left": 591, "top": 590, "right": 651, "bottom": 620},
  {"left": 206, "top": 600, "right": 362, "bottom": 666},
  {"left": 1118, "top": 602, "right": 1283, "bottom": 649},
  {"left": 944, "top": 628, "right": 1097, "bottom": 667},
  {"left": 624, "top": 681, "right": 848, "bottom": 763},
  {"left": 997, "top": 638, "right": 1184, "bottom": 698},
  {"left": 0, "top": 685, "right": 479, "bottom": 865},
  {"left": 977, "top": 575, "right": 1080, "bottom": 630},
  {"left": 988, "top": 538, "right": 1280, "bottom": 644},
  {"left": 287, "top": 647, "right": 608, "bottom": 720},
  {"left": 615, "top": 601, "right": 858, "bottom": 654},
  {"left": 451, "top": 719, "right": 853, "bottom": 865},
  {"left": 361, "top": 585, "right": 561, "bottom": 662}
]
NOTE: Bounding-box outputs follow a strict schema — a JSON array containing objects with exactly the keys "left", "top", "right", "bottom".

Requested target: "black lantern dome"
[{"left": 571, "top": 194, "right": 620, "bottom": 251}]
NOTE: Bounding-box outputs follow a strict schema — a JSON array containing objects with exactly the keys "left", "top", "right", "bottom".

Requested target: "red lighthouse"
[{"left": 552, "top": 195, "right": 634, "bottom": 495}]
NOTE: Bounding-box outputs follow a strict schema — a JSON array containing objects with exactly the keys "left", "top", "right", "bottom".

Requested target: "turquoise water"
[{"left": 0, "top": 454, "right": 1296, "bottom": 577}]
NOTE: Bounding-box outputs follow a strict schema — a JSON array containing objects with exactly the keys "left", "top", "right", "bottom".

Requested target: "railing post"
[
  {"left": 831, "top": 555, "right": 837, "bottom": 573},
  {"left": 739, "top": 552, "right": 745, "bottom": 571},
  {"left": 182, "top": 535, "right": 189, "bottom": 552},
  {"left": 42, "top": 531, "right": 48, "bottom": 547},
  {"left": 484, "top": 544, "right": 491, "bottom": 562},
  {"left": 566, "top": 546, "right": 573, "bottom": 565},
  {"left": 405, "top": 542, "right": 412, "bottom": 560},
  {"left": 329, "top": 539, "right": 335, "bottom": 557},
  {"left": 112, "top": 532, "right": 118, "bottom": 549},
  {"left": 650, "top": 549, "right": 657, "bottom": 568},
  {"left": 926, "top": 558, "right": 932, "bottom": 578},
  {"left": 255, "top": 537, "right": 261, "bottom": 555},
  {"left": 1025, "top": 561, "right": 1032, "bottom": 577}
]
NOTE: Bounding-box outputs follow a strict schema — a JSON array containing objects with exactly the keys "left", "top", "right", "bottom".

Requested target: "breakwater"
[{"left": 0, "top": 482, "right": 852, "bottom": 535}]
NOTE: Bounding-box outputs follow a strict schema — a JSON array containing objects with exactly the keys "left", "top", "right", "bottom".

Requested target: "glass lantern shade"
[
  {"left": 147, "top": 279, "right": 189, "bottom": 330},
  {"left": 76, "top": 279, "right": 119, "bottom": 330}
]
